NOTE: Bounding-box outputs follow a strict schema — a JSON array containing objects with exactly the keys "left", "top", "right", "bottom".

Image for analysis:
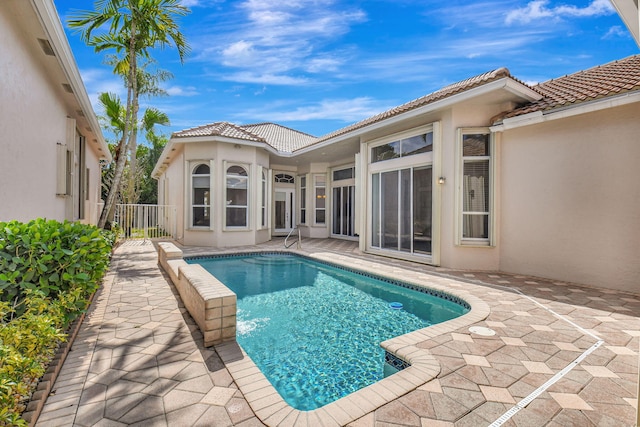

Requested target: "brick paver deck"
[{"left": 36, "top": 239, "right": 639, "bottom": 426}]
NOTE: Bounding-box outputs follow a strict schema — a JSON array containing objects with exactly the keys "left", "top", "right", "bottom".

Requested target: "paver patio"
[{"left": 36, "top": 239, "right": 639, "bottom": 426}]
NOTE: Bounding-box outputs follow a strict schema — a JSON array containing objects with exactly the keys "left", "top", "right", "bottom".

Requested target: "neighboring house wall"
[
  {"left": 498, "top": 104, "right": 640, "bottom": 293},
  {"left": 0, "top": 8, "right": 67, "bottom": 222},
  {"left": 0, "top": 0, "right": 110, "bottom": 224}
]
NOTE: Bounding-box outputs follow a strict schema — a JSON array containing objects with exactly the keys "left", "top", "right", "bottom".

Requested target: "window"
[
  {"left": 314, "top": 175, "right": 326, "bottom": 225},
  {"left": 226, "top": 165, "right": 248, "bottom": 227},
  {"left": 299, "top": 175, "right": 307, "bottom": 224},
  {"left": 333, "top": 167, "right": 354, "bottom": 181},
  {"left": 192, "top": 164, "right": 210, "bottom": 227},
  {"left": 261, "top": 170, "right": 267, "bottom": 228},
  {"left": 459, "top": 130, "right": 492, "bottom": 244},
  {"left": 275, "top": 173, "right": 295, "bottom": 184},
  {"left": 371, "top": 133, "right": 432, "bottom": 163}
]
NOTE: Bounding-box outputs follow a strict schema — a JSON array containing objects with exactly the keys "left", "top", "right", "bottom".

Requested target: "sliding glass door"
[{"left": 371, "top": 166, "right": 432, "bottom": 255}]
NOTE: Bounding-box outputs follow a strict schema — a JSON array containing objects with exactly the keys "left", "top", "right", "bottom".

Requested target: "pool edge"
[{"left": 159, "top": 243, "right": 491, "bottom": 426}]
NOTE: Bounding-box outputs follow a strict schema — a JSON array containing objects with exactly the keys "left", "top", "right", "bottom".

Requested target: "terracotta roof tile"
[
  {"left": 501, "top": 54, "right": 640, "bottom": 120},
  {"left": 302, "top": 67, "right": 520, "bottom": 150},
  {"left": 173, "top": 122, "right": 265, "bottom": 142},
  {"left": 240, "top": 123, "right": 316, "bottom": 152}
]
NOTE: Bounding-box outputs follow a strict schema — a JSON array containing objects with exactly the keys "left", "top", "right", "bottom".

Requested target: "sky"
[{"left": 54, "top": 0, "right": 638, "bottom": 141}]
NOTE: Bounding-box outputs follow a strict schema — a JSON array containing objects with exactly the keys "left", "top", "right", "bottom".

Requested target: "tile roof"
[
  {"left": 170, "top": 55, "right": 640, "bottom": 154},
  {"left": 240, "top": 122, "right": 316, "bottom": 152},
  {"left": 501, "top": 54, "right": 640, "bottom": 121},
  {"left": 303, "top": 67, "right": 520, "bottom": 149},
  {"left": 173, "top": 122, "right": 265, "bottom": 143}
]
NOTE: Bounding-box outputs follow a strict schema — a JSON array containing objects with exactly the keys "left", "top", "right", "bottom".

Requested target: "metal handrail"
[{"left": 284, "top": 227, "right": 301, "bottom": 249}]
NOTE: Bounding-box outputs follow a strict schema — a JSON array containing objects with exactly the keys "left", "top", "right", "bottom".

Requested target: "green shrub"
[
  {"left": 0, "top": 220, "right": 113, "bottom": 426},
  {"left": 0, "top": 219, "right": 112, "bottom": 320}
]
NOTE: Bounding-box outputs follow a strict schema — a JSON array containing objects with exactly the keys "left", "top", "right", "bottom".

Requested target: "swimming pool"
[{"left": 189, "top": 253, "right": 469, "bottom": 410}]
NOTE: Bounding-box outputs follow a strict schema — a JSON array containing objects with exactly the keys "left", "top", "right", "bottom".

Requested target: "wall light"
[{"left": 438, "top": 177, "right": 446, "bottom": 184}]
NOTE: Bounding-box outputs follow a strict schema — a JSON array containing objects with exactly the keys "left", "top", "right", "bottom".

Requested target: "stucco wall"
[
  {"left": 0, "top": 4, "right": 105, "bottom": 225},
  {"left": 163, "top": 141, "right": 272, "bottom": 247},
  {"left": 0, "top": 9, "right": 67, "bottom": 222},
  {"left": 498, "top": 104, "right": 640, "bottom": 292}
]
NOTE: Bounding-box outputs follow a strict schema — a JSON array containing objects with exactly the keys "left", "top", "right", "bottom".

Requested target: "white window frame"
[
  {"left": 190, "top": 161, "right": 213, "bottom": 229},
  {"left": 258, "top": 167, "right": 270, "bottom": 229},
  {"left": 224, "top": 162, "right": 250, "bottom": 230},
  {"left": 298, "top": 174, "right": 308, "bottom": 225},
  {"left": 313, "top": 174, "right": 326, "bottom": 226},
  {"left": 455, "top": 127, "right": 495, "bottom": 246}
]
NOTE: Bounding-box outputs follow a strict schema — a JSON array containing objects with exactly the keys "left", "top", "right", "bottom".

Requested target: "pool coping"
[{"left": 159, "top": 244, "right": 491, "bottom": 426}]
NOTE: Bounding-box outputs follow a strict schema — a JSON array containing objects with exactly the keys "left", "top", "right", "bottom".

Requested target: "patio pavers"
[{"left": 36, "top": 239, "right": 639, "bottom": 426}]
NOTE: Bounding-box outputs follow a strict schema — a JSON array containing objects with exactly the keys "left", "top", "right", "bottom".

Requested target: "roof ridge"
[
  {"left": 241, "top": 122, "right": 317, "bottom": 138},
  {"left": 307, "top": 66, "right": 522, "bottom": 147}
]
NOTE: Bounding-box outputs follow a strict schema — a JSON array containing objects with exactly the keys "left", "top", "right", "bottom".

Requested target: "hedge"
[{"left": 0, "top": 219, "right": 114, "bottom": 426}]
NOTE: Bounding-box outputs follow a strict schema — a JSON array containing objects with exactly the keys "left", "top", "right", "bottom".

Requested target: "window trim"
[
  {"left": 224, "top": 162, "right": 250, "bottom": 230},
  {"left": 369, "top": 125, "right": 434, "bottom": 165},
  {"left": 259, "top": 167, "right": 268, "bottom": 229},
  {"left": 313, "top": 173, "right": 326, "bottom": 226},
  {"left": 189, "top": 161, "right": 213, "bottom": 230},
  {"left": 298, "top": 174, "right": 307, "bottom": 226},
  {"left": 455, "top": 127, "right": 495, "bottom": 247}
]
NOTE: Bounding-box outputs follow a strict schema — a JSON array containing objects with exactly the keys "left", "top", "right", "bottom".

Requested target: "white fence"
[{"left": 112, "top": 204, "right": 177, "bottom": 240}]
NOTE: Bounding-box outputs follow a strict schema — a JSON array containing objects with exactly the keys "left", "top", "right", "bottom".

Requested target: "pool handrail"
[{"left": 284, "top": 227, "right": 301, "bottom": 249}]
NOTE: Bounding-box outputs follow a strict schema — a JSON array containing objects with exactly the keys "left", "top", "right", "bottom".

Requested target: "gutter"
[{"left": 490, "top": 91, "right": 640, "bottom": 132}]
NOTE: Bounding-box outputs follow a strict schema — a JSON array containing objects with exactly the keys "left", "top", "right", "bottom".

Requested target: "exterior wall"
[
  {"left": 166, "top": 141, "right": 271, "bottom": 247},
  {"left": 438, "top": 104, "right": 503, "bottom": 271},
  {"left": 498, "top": 104, "right": 640, "bottom": 292},
  {"left": 0, "top": 9, "right": 67, "bottom": 222},
  {"left": 0, "top": 2, "right": 106, "bottom": 225},
  {"left": 83, "top": 147, "right": 102, "bottom": 224}
]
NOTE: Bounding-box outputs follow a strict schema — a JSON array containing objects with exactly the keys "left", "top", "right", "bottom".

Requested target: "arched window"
[
  {"left": 275, "top": 173, "right": 295, "bottom": 184},
  {"left": 192, "top": 164, "right": 210, "bottom": 227},
  {"left": 226, "top": 165, "right": 248, "bottom": 227}
]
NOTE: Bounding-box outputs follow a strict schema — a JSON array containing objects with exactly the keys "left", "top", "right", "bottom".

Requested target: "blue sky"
[{"left": 55, "top": 0, "right": 638, "bottom": 140}]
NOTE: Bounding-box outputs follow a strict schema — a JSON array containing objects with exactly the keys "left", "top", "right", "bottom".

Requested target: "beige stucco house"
[
  {"left": 153, "top": 55, "right": 640, "bottom": 294},
  {"left": 0, "top": 0, "right": 111, "bottom": 224}
]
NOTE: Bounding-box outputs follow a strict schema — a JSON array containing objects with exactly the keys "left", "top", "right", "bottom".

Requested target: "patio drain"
[{"left": 469, "top": 326, "right": 496, "bottom": 336}]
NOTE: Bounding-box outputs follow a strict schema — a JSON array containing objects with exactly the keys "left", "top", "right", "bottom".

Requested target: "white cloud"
[
  {"left": 221, "top": 72, "right": 309, "bottom": 85},
  {"left": 164, "top": 85, "right": 200, "bottom": 96},
  {"left": 79, "top": 68, "right": 125, "bottom": 114},
  {"left": 236, "top": 97, "right": 391, "bottom": 122},
  {"left": 506, "top": 0, "right": 615, "bottom": 25},
  {"left": 602, "top": 25, "right": 630, "bottom": 39},
  {"left": 193, "top": 0, "right": 366, "bottom": 84}
]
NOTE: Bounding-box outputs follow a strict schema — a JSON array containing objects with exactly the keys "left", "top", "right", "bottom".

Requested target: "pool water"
[{"left": 190, "top": 254, "right": 468, "bottom": 411}]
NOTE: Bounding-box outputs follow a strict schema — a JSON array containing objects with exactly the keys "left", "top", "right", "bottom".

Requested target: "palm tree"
[
  {"left": 68, "top": 0, "right": 189, "bottom": 228},
  {"left": 97, "top": 91, "right": 169, "bottom": 209}
]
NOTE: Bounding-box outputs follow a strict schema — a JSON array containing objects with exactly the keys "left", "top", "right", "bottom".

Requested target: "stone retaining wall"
[{"left": 157, "top": 242, "right": 236, "bottom": 346}]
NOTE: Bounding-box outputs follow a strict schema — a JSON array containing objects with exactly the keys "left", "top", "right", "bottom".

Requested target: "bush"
[
  {"left": 0, "top": 219, "right": 112, "bottom": 320},
  {"left": 0, "top": 220, "right": 113, "bottom": 426}
]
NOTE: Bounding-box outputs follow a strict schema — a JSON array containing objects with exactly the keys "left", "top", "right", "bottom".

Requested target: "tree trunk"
[{"left": 98, "top": 18, "right": 138, "bottom": 229}]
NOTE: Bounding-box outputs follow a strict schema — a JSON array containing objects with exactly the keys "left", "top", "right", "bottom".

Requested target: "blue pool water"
[{"left": 189, "top": 253, "right": 468, "bottom": 410}]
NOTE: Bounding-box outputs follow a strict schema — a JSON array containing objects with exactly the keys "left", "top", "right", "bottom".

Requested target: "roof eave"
[
  {"left": 491, "top": 90, "right": 640, "bottom": 132},
  {"left": 151, "top": 135, "right": 288, "bottom": 179},
  {"left": 294, "top": 77, "right": 540, "bottom": 155},
  {"left": 32, "top": 0, "right": 112, "bottom": 162}
]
